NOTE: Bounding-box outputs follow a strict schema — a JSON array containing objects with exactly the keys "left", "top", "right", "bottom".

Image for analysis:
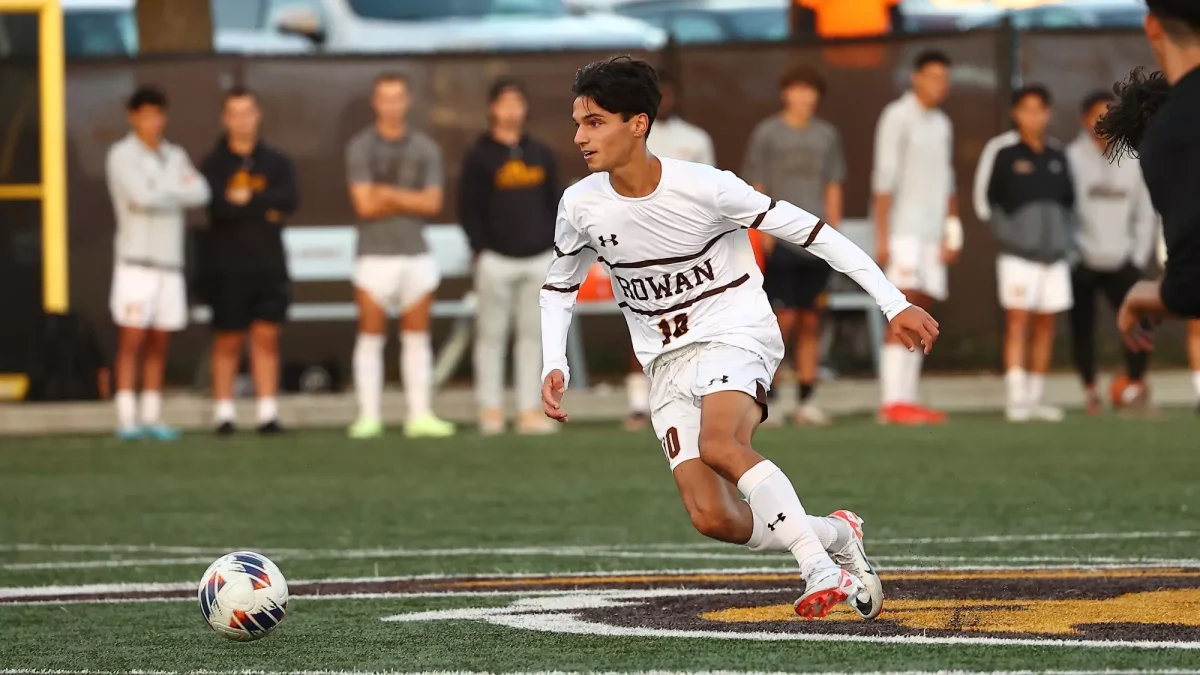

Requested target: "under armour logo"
[
  {"left": 598, "top": 234, "right": 619, "bottom": 247},
  {"left": 767, "top": 513, "right": 786, "bottom": 531},
  {"left": 708, "top": 375, "right": 729, "bottom": 386}
]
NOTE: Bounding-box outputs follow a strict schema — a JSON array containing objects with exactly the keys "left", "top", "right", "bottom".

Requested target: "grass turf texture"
[{"left": 1, "top": 412, "right": 1198, "bottom": 671}]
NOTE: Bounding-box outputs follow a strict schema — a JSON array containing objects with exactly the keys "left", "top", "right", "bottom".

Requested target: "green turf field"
[{"left": 1, "top": 412, "right": 1198, "bottom": 673}]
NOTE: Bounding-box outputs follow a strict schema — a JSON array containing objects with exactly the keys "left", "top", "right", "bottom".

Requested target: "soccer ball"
[{"left": 198, "top": 551, "right": 288, "bottom": 641}]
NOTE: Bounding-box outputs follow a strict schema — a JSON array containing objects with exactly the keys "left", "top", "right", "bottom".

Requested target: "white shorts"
[
  {"left": 353, "top": 254, "right": 441, "bottom": 313},
  {"left": 996, "top": 254, "right": 1073, "bottom": 314},
  {"left": 109, "top": 263, "right": 187, "bottom": 331},
  {"left": 885, "top": 235, "right": 947, "bottom": 301},
  {"left": 647, "top": 342, "right": 774, "bottom": 472}
]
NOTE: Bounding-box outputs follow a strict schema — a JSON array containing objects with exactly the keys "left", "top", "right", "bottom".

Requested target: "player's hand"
[
  {"left": 1118, "top": 280, "right": 1163, "bottom": 352},
  {"left": 542, "top": 369, "right": 569, "bottom": 423},
  {"left": 890, "top": 305, "right": 940, "bottom": 355},
  {"left": 226, "top": 186, "right": 252, "bottom": 206},
  {"left": 940, "top": 245, "right": 960, "bottom": 265}
]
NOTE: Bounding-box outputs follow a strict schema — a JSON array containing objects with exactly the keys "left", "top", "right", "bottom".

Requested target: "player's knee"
[
  {"left": 697, "top": 432, "right": 745, "bottom": 478},
  {"left": 798, "top": 311, "right": 820, "bottom": 333},
  {"left": 685, "top": 499, "right": 738, "bottom": 541}
]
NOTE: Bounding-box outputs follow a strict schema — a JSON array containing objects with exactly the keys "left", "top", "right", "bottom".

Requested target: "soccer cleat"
[
  {"left": 347, "top": 417, "right": 384, "bottom": 440},
  {"left": 516, "top": 410, "right": 558, "bottom": 436},
  {"left": 257, "top": 420, "right": 286, "bottom": 435},
  {"left": 877, "top": 402, "right": 936, "bottom": 426},
  {"left": 1006, "top": 405, "right": 1031, "bottom": 422},
  {"left": 215, "top": 421, "right": 237, "bottom": 436},
  {"left": 827, "top": 510, "right": 884, "bottom": 620},
  {"left": 1029, "top": 405, "right": 1065, "bottom": 422},
  {"left": 794, "top": 567, "right": 864, "bottom": 619},
  {"left": 143, "top": 424, "right": 181, "bottom": 441},
  {"left": 793, "top": 403, "right": 833, "bottom": 427},
  {"left": 478, "top": 409, "right": 505, "bottom": 436},
  {"left": 116, "top": 427, "right": 145, "bottom": 441},
  {"left": 404, "top": 414, "right": 455, "bottom": 439}
]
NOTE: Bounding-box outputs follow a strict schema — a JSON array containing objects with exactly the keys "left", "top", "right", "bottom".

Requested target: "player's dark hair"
[
  {"left": 223, "top": 85, "right": 256, "bottom": 105},
  {"left": 780, "top": 65, "right": 827, "bottom": 96},
  {"left": 127, "top": 85, "right": 167, "bottom": 111},
  {"left": 1012, "top": 84, "right": 1052, "bottom": 107},
  {"left": 488, "top": 78, "right": 526, "bottom": 103},
  {"left": 914, "top": 49, "right": 951, "bottom": 71},
  {"left": 1146, "top": 0, "right": 1200, "bottom": 42},
  {"left": 373, "top": 71, "right": 408, "bottom": 90},
  {"left": 1080, "top": 90, "right": 1115, "bottom": 116},
  {"left": 572, "top": 55, "right": 661, "bottom": 135},
  {"left": 1095, "top": 67, "right": 1170, "bottom": 160}
]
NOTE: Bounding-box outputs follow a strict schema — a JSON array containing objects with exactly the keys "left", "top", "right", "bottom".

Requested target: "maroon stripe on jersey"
[
  {"left": 555, "top": 244, "right": 596, "bottom": 257},
  {"left": 606, "top": 228, "right": 740, "bottom": 270},
  {"left": 801, "top": 220, "right": 827, "bottom": 248},
  {"left": 617, "top": 273, "right": 751, "bottom": 317},
  {"left": 542, "top": 283, "right": 581, "bottom": 293},
  {"left": 748, "top": 199, "right": 778, "bottom": 229}
]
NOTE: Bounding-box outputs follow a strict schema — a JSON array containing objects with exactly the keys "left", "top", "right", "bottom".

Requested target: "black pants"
[{"left": 1069, "top": 263, "right": 1148, "bottom": 386}]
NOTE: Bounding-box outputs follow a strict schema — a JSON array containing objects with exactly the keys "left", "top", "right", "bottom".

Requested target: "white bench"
[{"left": 189, "top": 222, "right": 886, "bottom": 389}]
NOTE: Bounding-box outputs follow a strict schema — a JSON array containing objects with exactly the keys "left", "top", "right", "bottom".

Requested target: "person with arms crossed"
[
  {"left": 871, "top": 50, "right": 961, "bottom": 426},
  {"left": 200, "top": 87, "right": 299, "bottom": 435},
  {"left": 106, "top": 86, "right": 210, "bottom": 440},
  {"left": 345, "top": 73, "right": 454, "bottom": 439},
  {"left": 541, "top": 56, "right": 940, "bottom": 619},
  {"left": 1064, "top": 90, "right": 1156, "bottom": 414},
  {"left": 459, "top": 79, "right": 562, "bottom": 436},
  {"left": 743, "top": 66, "right": 845, "bottom": 426}
]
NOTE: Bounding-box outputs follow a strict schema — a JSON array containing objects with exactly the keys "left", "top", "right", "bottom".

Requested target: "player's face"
[
  {"left": 1013, "top": 95, "right": 1050, "bottom": 138},
  {"left": 490, "top": 89, "right": 528, "bottom": 130},
  {"left": 128, "top": 104, "right": 166, "bottom": 142},
  {"left": 372, "top": 80, "right": 409, "bottom": 125},
  {"left": 221, "top": 95, "right": 261, "bottom": 141},
  {"left": 572, "top": 95, "right": 647, "bottom": 173},
  {"left": 1082, "top": 101, "right": 1110, "bottom": 141},
  {"left": 912, "top": 62, "right": 950, "bottom": 107},
  {"left": 781, "top": 83, "right": 819, "bottom": 118}
]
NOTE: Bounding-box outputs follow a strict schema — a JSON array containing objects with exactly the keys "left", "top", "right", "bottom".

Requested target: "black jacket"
[
  {"left": 200, "top": 137, "right": 298, "bottom": 275},
  {"left": 458, "top": 133, "right": 562, "bottom": 258},
  {"left": 987, "top": 140, "right": 1076, "bottom": 263}
]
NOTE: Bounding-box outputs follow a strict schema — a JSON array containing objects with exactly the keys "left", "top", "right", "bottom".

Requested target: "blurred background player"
[
  {"left": 871, "top": 50, "right": 960, "bottom": 425},
  {"left": 345, "top": 73, "right": 454, "bottom": 439},
  {"left": 624, "top": 69, "right": 717, "bottom": 432},
  {"left": 459, "top": 79, "right": 562, "bottom": 436},
  {"left": 1064, "top": 90, "right": 1156, "bottom": 414},
  {"left": 105, "top": 86, "right": 210, "bottom": 440},
  {"left": 983, "top": 85, "right": 1075, "bottom": 422},
  {"left": 199, "top": 87, "right": 299, "bottom": 435},
  {"left": 743, "top": 66, "right": 845, "bottom": 426}
]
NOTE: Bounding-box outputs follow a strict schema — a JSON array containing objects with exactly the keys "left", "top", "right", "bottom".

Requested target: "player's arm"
[
  {"left": 377, "top": 141, "right": 445, "bottom": 217},
  {"left": 870, "top": 105, "right": 904, "bottom": 264},
  {"left": 106, "top": 145, "right": 185, "bottom": 213},
  {"left": 540, "top": 199, "right": 599, "bottom": 421},
  {"left": 167, "top": 149, "right": 212, "bottom": 208}
]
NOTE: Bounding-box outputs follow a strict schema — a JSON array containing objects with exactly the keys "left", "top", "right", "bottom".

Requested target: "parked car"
[
  {"left": 955, "top": 0, "right": 1147, "bottom": 30},
  {"left": 612, "top": 0, "right": 789, "bottom": 44}
]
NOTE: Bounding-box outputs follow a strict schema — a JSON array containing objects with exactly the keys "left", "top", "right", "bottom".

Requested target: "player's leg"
[
  {"left": 110, "top": 263, "right": 151, "bottom": 438},
  {"left": 398, "top": 254, "right": 454, "bottom": 438},
  {"left": 348, "top": 256, "right": 392, "bottom": 439},
  {"left": 472, "top": 251, "right": 516, "bottom": 435},
  {"left": 792, "top": 264, "right": 833, "bottom": 426},
  {"left": 878, "top": 236, "right": 942, "bottom": 424},
  {"left": 1026, "top": 261, "right": 1072, "bottom": 421},
  {"left": 1103, "top": 264, "right": 1150, "bottom": 409},
  {"left": 1189, "top": 320, "right": 1200, "bottom": 413},
  {"left": 248, "top": 273, "right": 291, "bottom": 434},
  {"left": 209, "top": 271, "right": 250, "bottom": 434},
  {"left": 514, "top": 255, "right": 556, "bottom": 434},
  {"left": 1068, "top": 265, "right": 1101, "bottom": 414},
  {"left": 999, "top": 255, "right": 1034, "bottom": 421},
  {"left": 761, "top": 253, "right": 795, "bottom": 428},
  {"left": 139, "top": 269, "right": 187, "bottom": 441}
]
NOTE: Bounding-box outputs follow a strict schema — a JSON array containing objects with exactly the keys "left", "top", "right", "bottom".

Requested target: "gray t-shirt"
[
  {"left": 345, "top": 126, "right": 444, "bottom": 256},
  {"left": 742, "top": 114, "right": 845, "bottom": 218}
]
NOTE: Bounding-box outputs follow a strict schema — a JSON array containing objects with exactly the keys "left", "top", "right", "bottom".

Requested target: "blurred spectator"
[
  {"left": 105, "top": 85, "right": 210, "bottom": 440},
  {"left": 199, "top": 87, "right": 299, "bottom": 435},
  {"left": 981, "top": 85, "right": 1075, "bottom": 423},
  {"left": 1064, "top": 90, "right": 1156, "bottom": 414},
  {"left": 345, "top": 73, "right": 454, "bottom": 440},
  {"left": 742, "top": 65, "right": 845, "bottom": 426},
  {"left": 459, "top": 79, "right": 562, "bottom": 435},
  {"left": 871, "top": 50, "right": 957, "bottom": 425}
]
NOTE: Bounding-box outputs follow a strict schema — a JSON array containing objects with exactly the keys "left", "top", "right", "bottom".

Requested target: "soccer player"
[
  {"left": 743, "top": 66, "right": 845, "bottom": 426},
  {"left": 540, "top": 56, "right": 939, "bottom": 619},
  {"left": 871, "top": 50, "right": 960, "bottom": 425},
  {"left": 200, "top": 87, "right": 299, "bottom": 435},
  {"left": 105, "top": 86, "right": 210, "bottom": 440},
  {"left": 983, "top": 86, "right": 1075, "bottom": 422},
  {"left": 345, "top": 73, "right": 454, "bottom": 439},
  {"left": 1064, "top": 90, "right": 1156, "bottom": 414}
]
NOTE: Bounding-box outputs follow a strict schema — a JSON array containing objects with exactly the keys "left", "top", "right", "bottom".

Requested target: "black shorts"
[
  {"left": 207, "top": 270, "right": 291, "bottom": 332},
  {"left": 763, "top": 253, "right": 831, "bottom": 310}
]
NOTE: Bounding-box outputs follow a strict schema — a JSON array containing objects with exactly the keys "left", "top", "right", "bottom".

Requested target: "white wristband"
[{"left": 943, "top": 215, "right": 963, "bottom": 252}]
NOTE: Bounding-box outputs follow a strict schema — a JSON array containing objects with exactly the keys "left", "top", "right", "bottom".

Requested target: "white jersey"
[{"left": 540, "top": 158, "right": 911, "bottom": 385}]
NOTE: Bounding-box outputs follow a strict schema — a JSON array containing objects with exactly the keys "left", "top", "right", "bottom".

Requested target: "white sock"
[
  {"left": 257, "top": 397, "right": 278, "bottom": 424},
  {"left": 745, "top": 510, "right": 839, "bottom": 552},
  {"left": 139, "top": 390, "right": 161, "bottom": 426},
  {"left": 880, "top": 344, "right": 907, "bottom": 405},
  {"left": 353, "top": 333, "right": 385, "bottom": 422},
  {"left": 903, "top": 348, "right": 925, "bottom": 403},
  {"left": 1192, "top": 371, "right": 1200, "bottom": 397},
  {"left": 401, "top": 331, "right": 433, "bottom": 420},
  {"left": 115, "top": 390, "right": 137, "bottom": 431},
  {"left": 737, "top": 460, "right": 835, "bottom": 578},
  {"left": 1006, "top": 368, "right": 1027, "bottom": 409},
  {"left": 1028, "top": 373, "right": 1046, "bottom": 406},
  {"left": 214, "top": 399, "right": 236, "bottom": 424},
  {"left": 626, "top": 372, "right": 650, "bottom": 414}
]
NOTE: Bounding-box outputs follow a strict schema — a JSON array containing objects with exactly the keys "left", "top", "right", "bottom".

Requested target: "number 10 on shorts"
[{"left": 657, "top": 312, "right": 689, "bottom": 346}]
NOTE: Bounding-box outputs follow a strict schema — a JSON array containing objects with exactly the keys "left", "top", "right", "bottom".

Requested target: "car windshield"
[
  {"left": 726, "top": 8, "right": 789, "bottom": 42},
  {"left": 347, "top": 0, "right": 568, "bottom": 21},
  {"left": 0, "top": 9, "right": 137, "bottom": 58}
]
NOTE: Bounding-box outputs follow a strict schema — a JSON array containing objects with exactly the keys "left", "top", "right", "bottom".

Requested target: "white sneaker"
[
  {"left": 794, "top": 403, "right": 833, "bottom": 427},
  {"left": 1006, "top": 405, "right": 1031, "bottom": 422},
  {"left": 827, "top": 510, "right": 883, "bottom": 619},
  {"left": 793, "top": 567, "right": 863, "bottom": 619},
  {"left": 1029, "top": 404, "right": 1065, "bottom": 422}
]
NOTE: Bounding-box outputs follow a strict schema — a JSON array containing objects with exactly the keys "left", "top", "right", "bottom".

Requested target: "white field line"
[{"left": 4, "top": 671, "right": 1200, "bottom": 675}]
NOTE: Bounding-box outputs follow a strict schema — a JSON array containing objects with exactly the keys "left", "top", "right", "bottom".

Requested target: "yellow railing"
[{"left": 0, "top": 0, "right": 66, "bottom": 313}]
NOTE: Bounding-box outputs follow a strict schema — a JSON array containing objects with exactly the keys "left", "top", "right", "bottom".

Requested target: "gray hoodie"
[{"left": 1064, "top": 132, "right": 1157, "bottom": 271}]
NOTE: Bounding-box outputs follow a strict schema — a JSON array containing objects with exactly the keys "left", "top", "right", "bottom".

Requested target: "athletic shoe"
[
  {"left": 116, "top": 427, "right": 145, "bottom": 441},
  {"left": 1006, "top": 406, "right": 1031, "bottom": 422},
  {"left": 257, "top": 420, "right": 285, "bottom": 435},
  {"left": 215, "top": 421, "right": 237, "bottom": 436},
  {"left": 877, "top": 403, "right": 929, "bottom": 426},
  {"left": 478, "top": 409, "right": 505, "bottom": 436},
  {"left": 793, "top": 567, "right": 864, "bottom": 619},
  {"left": 1029, "top": 405, "right": 1065, "bottom": 422},
  {"left": 404, "top": 414, "right": 455, "bottom": 439},
  {"left": 908, "top": 404, "right": 947, "bottom": 424},
  {"left": 1085, "top": 390, "right": 1103, "bottom": 416},
  {"left": 827, "top": 510, "right": 883, "bottom": 620},
  {"left": 143, "top": 424, "right": 181, "bottom": 441},
  {"left": 793, "top": 403, "right": 833, "bottom": 427},
  {"left": 347, "top": 417, "right": 384, "bottom": 440},
  {"left": 516, "top": 410, "right": 558, "bottom": 435}
]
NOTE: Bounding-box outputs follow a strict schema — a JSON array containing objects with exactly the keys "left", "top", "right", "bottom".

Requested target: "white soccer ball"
[{"left": 198, "top": 551, "right": 288, "bottom": 641}]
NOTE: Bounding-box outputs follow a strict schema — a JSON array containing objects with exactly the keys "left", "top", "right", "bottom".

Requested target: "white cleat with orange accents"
[
  {"left": 793, "top": 567, "right": 864, "bottom": 619},
  {"left": 827, "top": 509, "right": 884, "bottom": 619}
]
